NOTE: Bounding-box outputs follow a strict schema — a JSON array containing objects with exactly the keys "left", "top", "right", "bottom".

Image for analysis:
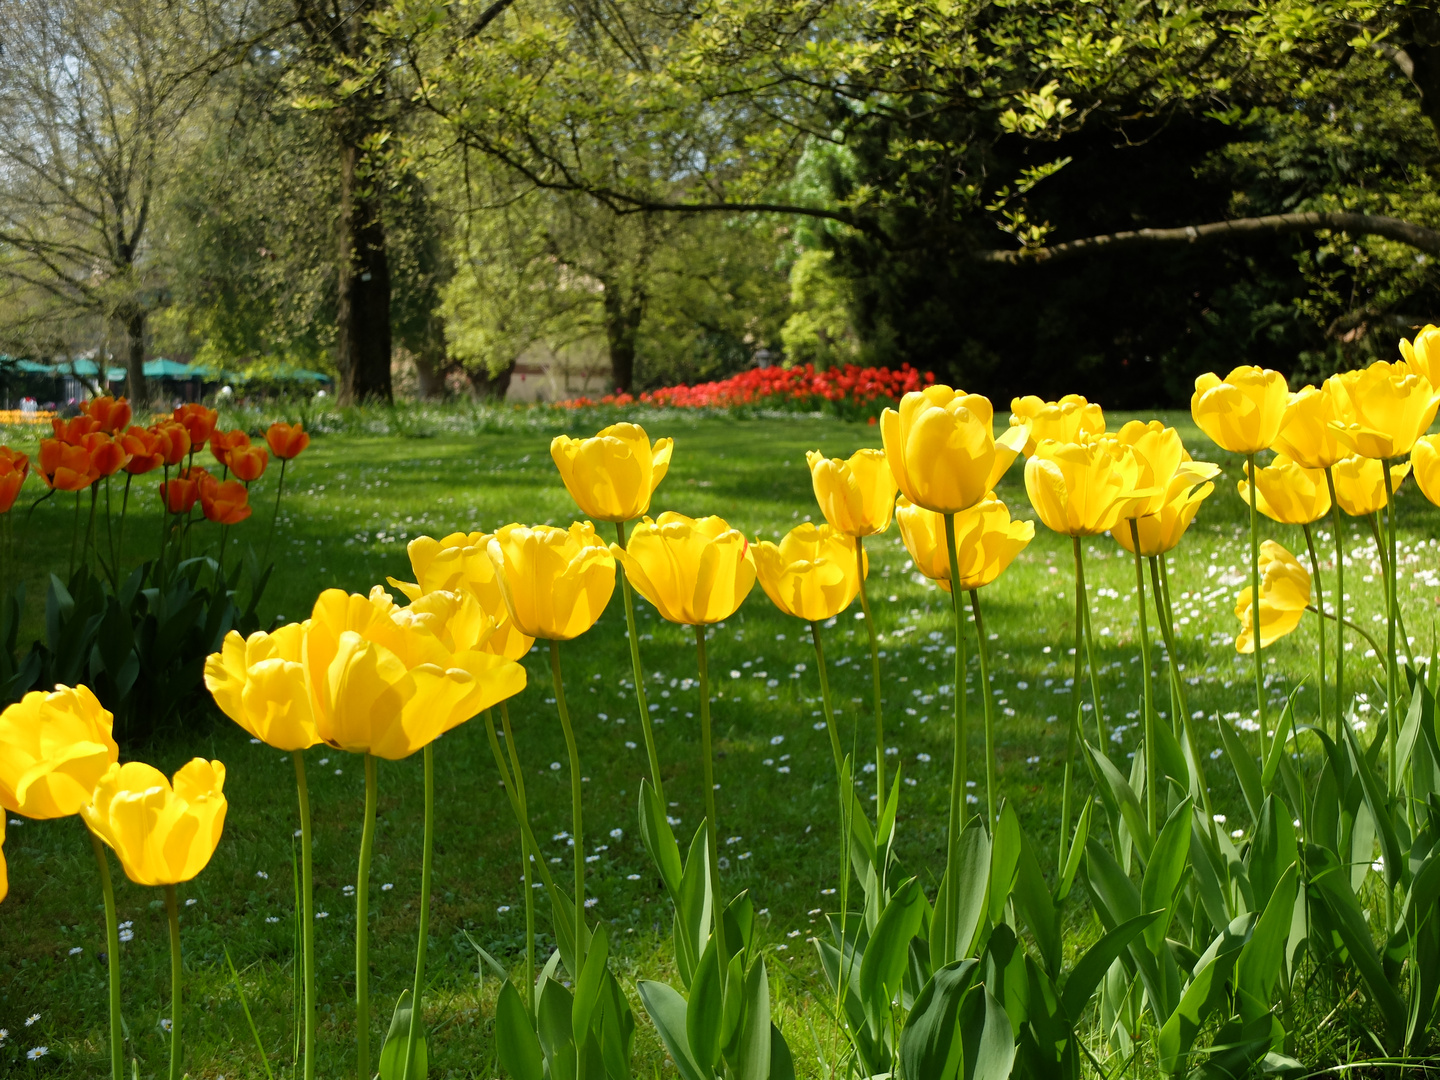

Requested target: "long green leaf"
[
  {"left": 1338, "top": 712, "right": 1403, "bottom": 892},
  {"left": 1087, "top": 744, "right": 1154, "bottom": 861},
  {"left": 495, "top": 981, "right": 544, "bottom": 1080},
  {"left": 686, "top": 937, "right": 723, "bottom": 1071},
  {"left": 858, "top": 877, "right": 925, "bottom": 1032},
  {"left": 1155, "top": 915, "right": 1251, "bottom": 1076},
  {"left": 900, "top": 959, "right": 979, "bottom": 1080},
  {"left": 572, "top": 923, "right": 610, "bottom": 1045},
  {"left": 961, "top": 985, "right": 1016, "bottom": 1080},
  {"left": 934, "top": 817, "right": 991, "bottom": 967},
  {"left": 1236, "top": 864, "right": 1298, "bottom": 1023},
  {"left": 1060, "top": 911, "right": 1160, "bottom": 1020},
  {"left": 727, "top": 959, "right": 772, "bottom": 1080},
  {"left": 635, "top": 980, "right": 705, "bottom": 1080},
  {"left": 638, "top": 780, "right": 682, "bottom": 898},
  {"left": 1140, "top": 798, "right": 1193, "bottom": 955},
  {"left": 1215, "top": 715, "right": 1263, "bottom": 826}
]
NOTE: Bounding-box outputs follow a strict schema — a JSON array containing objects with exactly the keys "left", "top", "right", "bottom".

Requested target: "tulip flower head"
[
  {"left": 1024, "top": 437, "right": 1156, "bottom": 537},
  {"left": 200, "top": 477, "right": 250, "bottom": 524},
  {"left": 1191, "top": 366, "right": 1289, "bottom": 454},
  {"left": 805, "top": 448, "right": 897, "bottom": 536},
  {"left": 82, "top": 396, "right": 132, "bottom": 434},
  {"left": 1412, "top": 435, "right": 1440, "bottom": 507},
  {"left": 1330, "top": 455, "right": 1410, "bottom": 517},
  {"left": 227, "top": 444, "right": 269, "bottom": 483},
  {"left": 82, "top": 759, "right": 227, "bottom": 886},
  {"left": 0, "top": 685, "right": 119, "bottom": 819},
  {"left": 153, "top": 422, "right": 192, "bottom": 467},
  {"left": 265, "top": 421, "right": 310, "bottom": 460},
  {"left": 1008, "top": 394, "right": 1106, "bottom": 456},
  {"left": 881, "top": 386, "right": 1028, "bottom": 514},
  {"left": 1329, "top": 360, "right": 1440, "bottom": 459},
  {"left": 0, "top": 447, "right": 28, "bottom": 513},
  {"left": 550, "top": 423, "right": 674, "bottom": 522},
  {"left": 119, "top": 427, "right": 165, "bottom": 475},
  {"left": 1237, "top": 456, "right": 1331, "bottom": 525},
  {"left": 754, "top": 522, "right": 865, "bottom": 621},
  {"left": 1271, "top": 381, "right": 1347, "bottom": 470},
  {"left": 896, "top": 493, "right": 1033, "bottom": 592},
  {"left": 1234, "top": 540, "right": 1312, "bottom": 653},
  {"left": 1400, "top": 324, "right": 1440, "bottom": 386},
  {"left": 210, "top": 429, "right": 251, "bottom": 469},
  {"left": 606, "top": 512, "right": 754, "bottom": 625},
  {"left": 1112, "top": 475, "right": 1215, "bottom": 558},
  {"left": 488, "top": 522, "right": 617, "bottom": 640},
  {"left": 83, "top": 432, "right": 130, "bottom": 478},
  {"left": 387, "top": 533, "right": 534, "bottom": 661},
  {"left": 160, "top": 469, "right": 203, "bottom": 514},
  {"left": 174, "top": 404, "right": 218, "bottom": 448},
  {"left": 52, "top": 415, "right": 100, "bottom": 445},
  {"left": 37, "top": 438, "right": 95, "bottom": 491},
  {"left": 205, "top": 622, "right": 318, "bottom": 751},
  {"left": 1113, "top": 420, "right": 1219, "bottom": 520}
]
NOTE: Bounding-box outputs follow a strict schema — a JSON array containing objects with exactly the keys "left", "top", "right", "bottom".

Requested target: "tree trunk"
[
  {"left": 466, "top": 361, "right": 515, "bottom": 400},
  {"left": 1396, "top": 11, "right": 1440, "bottom": 139},
  {"left": 124, "top": 311, "right": 147, "bottom": 405},
  {"left": 335, "top": 141, "right": 393, "bottom": 404},
  {"left": 603, "top": 287, "right": 645, "bottom": 394}
]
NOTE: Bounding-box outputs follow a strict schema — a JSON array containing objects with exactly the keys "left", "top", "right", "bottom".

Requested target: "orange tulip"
[
  {"left": 37, "top": 439, "right": 95, "bottom": 491},
  {"left": 82, "top": 396, "right": 132, "bottom": 434},
  {"left": 174, "top": 404, "right": 218, "bottom": 448},
  {"left": 227, "top": 443, "right": 269, "bottom": 482},
  {"left": 0, "top": 448, "right": 26, "bottom": 513},
  {"left": 160, "top": 471, "right": 203, "bottom": 514},
  {"left": 51, "top": 415, "right": 100, "bottom": 446},
  {"left": 201, "top": 478, "right": 251, "bottom": 524},
  {"left": 266, "top": 421, "right": 310, "bottom": 460},
  {"left": 152, "top": 422, "right": 192, "bottom": 466},
  {"left": 119, "top": 427, "right": 165, "bottom": 475},
  {"left": 210, "top": 429, "right": 251, "bottom": 469},
  {"left": 83, "top": 432, "right": 130, "bottom": 478}
]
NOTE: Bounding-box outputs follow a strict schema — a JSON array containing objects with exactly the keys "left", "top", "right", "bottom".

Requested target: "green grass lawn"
[{"left": 0, "top": 407, "right": 1427, "bottom": 1077}]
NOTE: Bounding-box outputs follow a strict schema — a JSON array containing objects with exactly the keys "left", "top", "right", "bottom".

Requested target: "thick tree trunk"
[
  {"left": 414, "top": 348, "right": 449, "bottom": 399},
  {"left": 466, "top": 361, "right": 515, "bottom": 400},
  {"left": 335, "top": 141, "right": 393, "bottom": 404},
  {"left": 124, "top": 311, "right": 147, "bottom": 405},
  {"left": 603, "top": 288, "right": 644, "bottom": 394},
  {"left": 1395, "top": 11, "right": 1440, "bottom": 139}
]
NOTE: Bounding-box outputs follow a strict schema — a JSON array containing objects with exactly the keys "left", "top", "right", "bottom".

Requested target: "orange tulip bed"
[{"left": 1, "top": 348, "right": 1440, "bottom": 1077}]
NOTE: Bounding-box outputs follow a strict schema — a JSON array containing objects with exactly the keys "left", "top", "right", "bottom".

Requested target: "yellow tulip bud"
[
  {"left": 0, "top": 685, "right": 118, "bottom": 820},
  {"left": 1024, "top": 437, "right": 1156, "bottom": 537},
  {"left": 550, "top": 423, "right": 673, "bottom": 522},
  {"left": 205, "top": 623, "right": 319, "bottom": 752},
  {"left": 881, "top": 386, "right": 1027, "bottom": 514},
  {"left": 805, "top": 449, "right": 896, "bottom": 536},
  {"left": 753, "top": 522, "right": 864, "bottom": 621},
  {"left": 608, "top": 512, "right": 755, "bottom": 625},
  {"left": 1008, "top": 394, "right": 1105, "bottom": 456},
  {"left": 894, "top": 493, "right": 1033, "bottom": 592},
  {"left": 1400, "top": 324, "right": 1440, "bottom": 387},
  {"left": 1411, "top": 434, "right": 1440, "bottom": 507},
  {"left": 1271, "top": 381, "right": 1347, "bottom": 469},
  {"left": 1238, "top": 455, "right": 1331, "bottom": 526},
  {"left": 1329, "top": 360, "right": 1440, "bottom": 459},
  {"left": 305, "top": 588, "right": 526, "bottom": 759},
  {"left": 488, "top": 522, "right": 617, "bottom": 640},
  {"left": 1330, "top": 455, "right": 1410, "bottom": 517},
  {"left": 1234, "top": 540, "right": 1311, "bottom": 654},
  {"left": 82, "top": 759, "right": 227, "bottom": 886},
  {"left": 1190, "top": 366, "right": 1289, "bottom": 454},
  {"left": 387, "top": 533, "right": 534, "bottom": 661}
]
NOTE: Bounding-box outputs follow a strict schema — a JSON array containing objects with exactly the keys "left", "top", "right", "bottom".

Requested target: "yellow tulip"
[
  {"left": 304, "top": 588, "right": 526, "bottom": 759},
  {"left": 1271, "top": 381, "right": 1347, "bottom": 469},
  {"left": 82, "top": 759, "right": 227, "bottom": 886},
  {"left": 1400, "top": 324, "right": 1440, "bottom": 386},
  {"left": 1330, "top": 360, "right": 1440, "bottom": 459},
  {"left": 1024, "top": 437, "right": 1156, "bottom": 537},
  {"left": 1412, "top": 434, "right": 1440, "bottom": 507},
  {"left": 1234, "top": 540, "right": 1311, "bottom": 653},
  {"left": 488, "top": 522, "right": 617, "bottom": 640},
  {"left": 1008, "top": 394, "right": 1106, "bottom": 456},
  {"left": 0, "top": 685, "right": 118, "bottom": 820},
  {"left": 1114, "top": 421, "right": 1219, "bottom": 517},
  {"left": 1191, "top": 366, "right": 1289, "bottom": 454},
  {"left": 805, "top": 449, "right": 896, "bottom": 536},
  {"left": 1330, "top": 455, "right": 1411, "bottom": 517},
  {"left": 1113, "top": 477, "right": 1215, "bottom": 557},
  {"left": 1237, "top": 455, "right": 1332, "bottom": 525},
  {"left": 881, "top": 386, "right": 1028, "bottom": 514},
  {"left": 205, "top": 623, "right": 318, "bottom": 752},
  {"left": 895, "top": 493, "right": 1033, "bottom": 592},
  {"left": 607, "top": 512, "right": 755, "bottom": 625},
  {"left": 754, "top": 522, "right": 864, "bottom": 621},
  {"left": 387, "top": 532, "right": 534, "bottom": 661},
  {"left": 550, "top": 423, "right": 673, "bottom": 523}
]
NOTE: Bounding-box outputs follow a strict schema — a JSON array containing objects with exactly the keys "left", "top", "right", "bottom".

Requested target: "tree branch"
[
  {"left": 462, "top": 0, "right": 518, "bottom": 38},
  {"left": 979, "top": 212, "right": 1440, "bottom": 264}
]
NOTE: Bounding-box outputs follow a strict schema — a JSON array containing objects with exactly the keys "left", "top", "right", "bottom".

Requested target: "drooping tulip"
[
  {"left": 0, "top": 685, "right": 119, "bottom": 819},
  {"left": 82, "top": 396, "right": 132, "bottom": 434},
  {"left": 1400, "top": 324, "right": 1440, "bottom": 386},
  {"left": 174, "top": 404, "right": 218, "bottom": 448},
  {"left": 488, "top": 523, "right": 617, "bottom": 640},
  {"left": 227, "top": 444, "right": 269, "bottom": 483},
  {"left": 204, "top": 623, "right": 318, "bottom": 751},
  {"left": 754, "top": 522, "right": 865, "bottom": 621},
  {"left": 304, "top": 588, "right": 525, "bottom": 759},
  {"left": 386, "top": 533, "right": 534, "bottom": 661},
  {"left": 1329, "top": 360, "right": 1440, "bottom": 460},
  {"left": 1190, "top": 366, "right": 1289, "bottom": 454},
  {"left": 550, "top": 423, "right": 674, "bottom": 522},
  {"left": 1330, "top": 455, "right": 1410, "bottom": 517},
  {"left": 0, "top": 448, "right": 27, "bottom": 513},
  {"left": 37, "top": 438, "right": 95, "bottom": 491},
  {"left": 881, "top": 386, "right": 1028, "bottom": 514},
  {"left": 606, "top": 512, "right": 754, "bottom": 625},
  {"left": 1007, "top": 394, "right": 1106, "bottom": 456},
  {"left": 82, "top": 759, "right": 227, "bottom": 886},
  {"left": 1238, "top": 455, "right": 1332, "bottom": 525},
  {"left": 1270, "top": 381, "right": 1347, "bottom": 470},
  {"left": 1112, "top": 476, "right": 1216, "bottom": 558},
  {"left": 1234, "top": 541, "right": 1312, "bottom": 653},
  {"left": 265, "top": 421, "right": 310, "bottom": 460},
  {"left": 153, "top": 422, "right": 192, "bottom": 467},
  {"left": 119, "top": 427, "right": 165, "bottom": 475},
  {"left": 805, "top": 448, "right": 897, "bottom": 536},
  {"left": 895, "top": 493, "right": 1033, "bottom": 591},
  {"left": 1412, "top": 435, "right": 1440, "bottom": 507},
  {"left": 1024, "top": 437, "right": 1155, "bottom": 537}
]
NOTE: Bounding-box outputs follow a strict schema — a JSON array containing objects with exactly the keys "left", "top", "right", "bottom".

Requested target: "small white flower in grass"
[
  {"left": 497, "top": 905, "right": 511, "bottom": 915},
  {"left": 160, "top": 1019, "right": 172, "bottom": 1032},
  {"left": 739, "top": 851, "right": 752, "bottom": 860},
  {"left": 1210, "top": 749, "right": 1223, "bottom": 760},
  {"left": 966, "top": 794, "right": 978, "bottom": 804},
  {"left": 1373, "top": 855, "right": 1385, "bottom": 873},
  {"left": 26, "top": 1047, "right": 46, "bottom": 1060},
  {"left": 787, "top": 929, "right": 802, "bottom": 938},
  {"left": 250, "top": 738, "right": 262, "bottom": 745},
  {"left": 777, "top": 766, "right": 791, "bottom": 774},
  {"left": 69, "top": 946, "right": 83, "bottom": 956},
  {"left": 625, "top": 740, "right": 637, "bottom": 749},
  {"left": 584, "top": 897, "right": 598, "bottom": 908},
  {"left": 186, "top": 898, "right": 197, "bottom": 907},
  {"left": 821, "top": 887, "right": 836, "bottom": 895},
  {"left": 598, "top": 713, "right": 608, "bottom": 721},
  {"left": 256, "top": 870, "right": 268, "bottom": 879},
  {"left": 550, "top": 762, "right": 562, "bottom": 771},
  {"left": 266, "top": 917, "right": 280, "bottom": 924},
  {"left": 813, "top": 722, "right": 826, "bottom": 731},
  {"left": 316, "top": 912, "right": 329, "bottom": 919},
  {"left": 1212, "top": 814, "right": 1226, "bottom": 824},
  {"left": 770, "top": 735, "right": 784, "bottom": 745},
  {"left": 318, "top": 757, "right": 329, "bottom": 766},
  {"left": 119, "top": 928, "right": 134, "bottom": 942},
  {"left": 916, "top": 752, "right": 931, "bottom": 763},
  {"left": 24, "top": 1016, "right": 38, "bottom": 1027},
  {"left": 1026, "top": 756, "right": 1040, "bottom": 765},
  {"left": 609, "top": 828, "right": 624, "bottom": 840},
  {"left": 1230, "top": 829, "right": 1244, "bottom": 839},
  {"left": 382, "top": 883, "right": 394, "bottom": 891},
  {"left": 7, "top": 818, "right": 19, "bottom": 826}
]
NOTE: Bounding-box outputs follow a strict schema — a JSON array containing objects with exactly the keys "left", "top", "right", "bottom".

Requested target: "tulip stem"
[
  {"left": 401, "top": 745, "right": 434, "bottom": 1080},
  {"left": 967, "top": 589, "right": 999, "bottom": 827},
  {"left": 263, "top": 458, "right": 287, "bottom": 568},
  {"left": 1129, "top": 521, "right": 1158, "bottom": 834},
  {"left": 116, "top": 472, "right": 132, "bottom": 566},
  {"left": 165, "top": 884, "right": 182, "bottom": 1080},
  {"left": 1075, "top": 543, "right": 1106, "bottom": 744},
  {"left": 293, "top": 751, "right": 316, "bottom": 1080},
  {"left": 614, "top": 519, "right": 665, "bottom": 803},
  {"left": 694, "top": 623, "right": 729, "bottom": 961},
  {"left": 1153, "top": 556, "right": 1212, "bottom": 817},
  {"left": 69, "top": 490, "right": 80, "bottom": 578},
  {"left": 1302, "top": 524, "right": 1327, "bottom": 735},
  {"left": 1326, "top": 467, "right": 1345, "bottom": 741},
  {"left": 1304, "top": 605, "right": 1382, "bottom": 657},
  {"left": 1246, "top": 451, "right": 1267, "bottom": 761},
  {"left": 1382, "top": 465, "right": 1405, "bottom": 802},
  {"left": 855, "top": 535, "right": 886, "bottom": 806},
  {"left": 89, "top": 829, "right": 123, "bottom": 1080},
  {"left": 356, "top": 754, "right": 377, "bottom": 1080},
  {"left": 549, "top": 640, "right": 587, "bottom": 976},
  {"left": 809, "top": 621, "right": 845, "bottom": 778},
  {"left": 1059, "top": 537, "right": 1085, "bottom": 875},
  {"left": 943, "top": 513, "right": 969, "bottom": 860}
]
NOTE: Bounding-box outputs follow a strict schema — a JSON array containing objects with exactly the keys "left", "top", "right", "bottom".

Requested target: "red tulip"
[{"left": 173, "top": 404, "right": 218, "bottom": 448}]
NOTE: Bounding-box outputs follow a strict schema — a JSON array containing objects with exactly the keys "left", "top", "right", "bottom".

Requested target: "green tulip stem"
[
  {"left": 116, "top": 472, "right": 132, "bottom": 561},
  {"left": 1304, "top": 605, "right": 1382, "bottom": 657},
  {"left": 355, "top": 753, "right": 377, "bottom": 1080},
  {"left": 1381, "top": 465, "right": 1401, "bottom": 797},
  {"left": 1246, "top": 451, "right": 1267, "bottom": 761},
  {"left": 943, "top": 513, "right": 968, "bottom": 858},
  {"left": 549, "top": 640, "right": 587, "bottom": 975},
  {"left": 401, "top": 745, "right": 434, "bottom": 1080},
  {"left": 694, "top": 623, "right": 729, "bottom": 961},
  {"left": 88, "top": 829, "right": 123, "bottom": 1080},
  {"left": 481, "top": 707, "right": 537, "bottom": 1013},
  {"left": 855, "top": 535, "right": 886, "bottom": 804},
  {"left": 1059, "top": 537, "right": 1085, "bottom": 874},
  {"left": 164, "top": 884, "right": 182, "bottom": 1080},
  {"left": 69, "top": 490, "right": 80, "bottom": 577},
  {"left": 1368, "top": 513, "right": 1413, "bottom": 669},
  {"left": 1326, "top": 467, "right": 1345, "bottom": 740},
  {"left": 500, "top": 702, "right": 559, "bottom": 894},
  {"left": 158, "top": 465, "right": 170, "bottom": 568},
  {"left": 1129, "top": 520, "right": 1158, "bottom": 834},
  {"left": 809, "top": 621, "right": 845, "bottom": 778},
  {"left": 1301, "top": 523, "right": 1327, "bottom": 735},
  {"left": 1075, "top": 543, "right": 1106, "bottom": 744},
  {"left": 967, "top": 589, "right": 999, "bottom": 827},
  {"left": 293, "top": 751, "right": 316, "bottom": 1080},
  {"left": 614, "top": 519, "right": 665, "bottom": 803},
  {"left": 1153, "top": 555, "right": 1211, "bottom": 817},
  {"left": 262, "top": 458, "right": 288, "bottom": 568},
  {"left": 84, "top": 484, "right": 98, "bottom": 572}
]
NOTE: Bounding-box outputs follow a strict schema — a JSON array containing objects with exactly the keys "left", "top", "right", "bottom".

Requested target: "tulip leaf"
[
  {"left": 377, "top": 990, "right": 428, "bottom": 1080},
  {"left": 1247, "top": 795, "right": 1297, "bottom": 915},
  {"left": 858, "top": 877, "right": 925, "bottom": 1032},
  {"left": 960, "top": 984, "right": 1016, "bottom": 1080},
  {"left": 989, "top": 804, "right": 1022, "bottom": 927},
  {"left": 536, "top": 976, "right": 578, "bottom": 1080},
  {"left": 933, "top": 815, "right": 990, "bottom": 967},
  {"left": 1236, "top": 864, "right": 1298, "bottom": 1023},
  {"left": 1139, "top": 797, "right": 1192, "bottom": 955},
  {"left": 769, "top": 1023, "right": 797, "bottom": 1080},
  {"left": 638, "top": 779, "right": 682, "bottom": 898},
  {"left": 495, "top": 981, "right": 544, "bottom": 1080},
  {"left": 1261, "top": 688, "right": 1300, "bottom": 794},
  {"left": 725, "top": 958, "right": 772, "bottom": 1080},
  {"left": 1338, "top": 711, "right": 1403, "bottom": 892},
  {"left": 572, "top": 922, "right": 610, "bottom": 1044},
  {"left": 1086, "top": 744, "right": 1153, "bottom": 862},
  {"left": 899, "top": 959, "right": 980, "bottom": 1080},
  {"left": 1060, "top": 910, "right": 1160, "bottom": 1021},
  {"left": 686, "top": 936, "right": 724, "bottom": 1071},
  {"left": 1057, "top": 799, "right": 1091, "bottom": 904},
  {"left": 1156, "top": 915, "right": 1252, "bottom": 1075},
  {"left": 673, "top": 825, "right": 712, "bottom": 991},
  {"left": 1009, "top": 822, "right": 1061, "bottom": 976},
  {"left": 636, "top": 981, "right": 705, "bottom": 1080},
  {"left": 1214, "top": 716, "right": 1263, "bottom": 827}
]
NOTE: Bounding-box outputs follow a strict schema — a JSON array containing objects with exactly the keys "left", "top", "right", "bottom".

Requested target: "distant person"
[{"left": 19, "top": 396, "right": 36, "bottom": 414}]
